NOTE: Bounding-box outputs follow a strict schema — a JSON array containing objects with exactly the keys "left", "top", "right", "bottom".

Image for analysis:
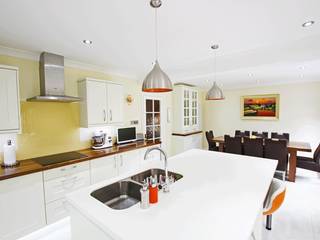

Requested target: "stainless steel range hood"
[{"left": 27, "top": 52, "right": 81, "bottom": 102}]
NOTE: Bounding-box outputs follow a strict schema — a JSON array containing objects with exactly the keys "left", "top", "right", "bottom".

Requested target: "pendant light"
[
  {"left": 206, "top": 45, "right": 225, "bottom": 100},
  {"left": 142, "top": 0, "right": 173, "bottom": 92}
]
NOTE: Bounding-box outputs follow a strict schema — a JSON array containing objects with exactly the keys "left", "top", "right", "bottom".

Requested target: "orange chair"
[{"left": 263, "top": 177, "right": 286, "bottom": 230}]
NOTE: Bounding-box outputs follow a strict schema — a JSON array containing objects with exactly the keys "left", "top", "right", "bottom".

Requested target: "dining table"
[{"left": 212, "top": 136, "right": 312, "bottom": 182}]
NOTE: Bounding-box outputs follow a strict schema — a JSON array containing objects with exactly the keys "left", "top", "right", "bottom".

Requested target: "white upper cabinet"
[
  {"left": 173, "top": 85, "right": 200, "bottom": 134},
  {"left": 0, "top": 65, "right": 20, "bottom": 133},
  {"left": 107, "top": 83, "right": 124, "bottom": 124},
  {"left": 78, "top": 78, "right": 124, "bottom": 127}
]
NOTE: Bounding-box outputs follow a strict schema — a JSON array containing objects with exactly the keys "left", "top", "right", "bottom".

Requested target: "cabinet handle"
[
  {"left": 103, "top": 110, "right": 106, "bottom": 122},
  {"left": 109, "top": 110, "right": 113, "bottom": 122}
]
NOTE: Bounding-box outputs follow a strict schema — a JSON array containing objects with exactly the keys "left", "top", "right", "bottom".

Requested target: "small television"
[{"left": 117, "top": 127, "right": 137, "bottom": 144}]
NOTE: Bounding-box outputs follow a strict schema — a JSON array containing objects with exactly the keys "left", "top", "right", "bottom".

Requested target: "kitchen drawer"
[
  {"left": 43, "top": 161, "right": 90, "bottom": 181},
  {"left": 44, "top": 170, "right": 90, "bottom": 203},
  {"left": 46, "top": 198, "right": 69, "bottom": 224}
]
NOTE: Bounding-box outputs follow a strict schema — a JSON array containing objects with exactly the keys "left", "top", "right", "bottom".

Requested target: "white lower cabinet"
[
  {"left": 0, "top": 172, "right": 46, "bottom": 240},
  {"left": 172, "top": 133, "right": 202, "bottom": 155},
  {"left": 140, "top": 145, "right": 161, "bottom": 166},
  {"left": 43, "top": 162, "right": 90, "bottom": 224},
  {"left": 118, "top": 150, "right": 141, "bottom": 175},
  {"left": 90, "top": 155, "right": 118, "bottom": 184}
]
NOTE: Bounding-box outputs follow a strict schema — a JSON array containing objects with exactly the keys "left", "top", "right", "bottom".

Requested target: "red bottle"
[{"left": 149, "top": 177, "right": 158, "bottom": 204}]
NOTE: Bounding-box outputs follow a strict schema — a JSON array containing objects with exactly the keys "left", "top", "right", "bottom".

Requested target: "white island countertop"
[{"left": 67, "top": 149, "right": 277, "bottom": 240}]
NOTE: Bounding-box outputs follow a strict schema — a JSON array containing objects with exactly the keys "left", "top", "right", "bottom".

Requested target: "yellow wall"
[{"left": 0, "top": 54, "right": 145, "bottom": 160}]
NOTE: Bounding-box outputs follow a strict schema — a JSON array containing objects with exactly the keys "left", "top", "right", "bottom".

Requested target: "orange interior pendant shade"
[{"left": 142, "top": 61, "right": 173, "bottom": 92}]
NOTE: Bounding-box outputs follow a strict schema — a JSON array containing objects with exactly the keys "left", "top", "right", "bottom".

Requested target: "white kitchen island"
[{"left": 66, "top": 149, "right": 277, "bottom": 240}]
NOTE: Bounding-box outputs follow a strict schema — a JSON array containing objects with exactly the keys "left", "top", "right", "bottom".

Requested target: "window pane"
[
  {"left": 146, "top": 99, "right": 153, "bottom": 112},
  {"left": 155, "top": 126, "right": 160, "bottom": 138},
  {"left": 154, "top": 113, "right": 160, "bottom": 125},
  {"left": 146, "top": 126, "right": 154, "bottom": 139},
  {"left": 146, "top": 113, "right": 153, "bottom": 125},
  {"left": 154, "top": 100, "right": 160, "bottom": 112}
]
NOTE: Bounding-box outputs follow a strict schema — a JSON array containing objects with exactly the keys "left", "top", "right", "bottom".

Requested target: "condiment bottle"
[
  {"left": 149, "top": 176, "right": 158, "bottom": 204},
  {"left": 140, "top": 180, "right": 150, "bottom": 209}
]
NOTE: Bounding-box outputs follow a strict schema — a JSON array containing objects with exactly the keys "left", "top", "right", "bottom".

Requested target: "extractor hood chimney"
[{"left": 27, "top": 52, "right": 81, "bottom": 102}]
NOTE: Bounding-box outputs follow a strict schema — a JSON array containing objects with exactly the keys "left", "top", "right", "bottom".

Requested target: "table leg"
[
  {"left": 288, "top": 150, "right": 297, "bottom": 182},
  {"left": 218, "top": 143, "right": 224, "bottom": 152}
]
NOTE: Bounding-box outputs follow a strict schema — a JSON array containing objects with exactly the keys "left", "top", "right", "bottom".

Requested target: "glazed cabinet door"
[
  {"left": 107, "top": 83, "right": 124, "bottom": 124},
  {"left": 0, "top": 172, "right": 46, "bottom": 240},
  {"left": 90, "top": 155, "right": 118, "bottom": 184},
  {"left": 0, "top": 66, "right": 20, "bottom": 133}
]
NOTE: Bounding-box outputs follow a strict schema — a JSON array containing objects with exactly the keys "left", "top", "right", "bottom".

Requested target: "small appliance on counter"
[
  {"left": 117, "top": 127, "right": 137, "bottom": 145},
  {"left": 1, "top": 140, "right": 19, "bottom": 168},
  {"left": 91, "top": 131, "right": 113, "bottom": 149}
]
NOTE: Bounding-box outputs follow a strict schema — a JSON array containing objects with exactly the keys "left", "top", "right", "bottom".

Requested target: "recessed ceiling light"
[
  {"left": 302, "top": 21, "right": 315, "bottom": 28},
  {"left": 248, "top": 73, "right": 253, "bottom": 77},
  {"left": 83, "top": 40, "right": 93, "bottom": 44}
]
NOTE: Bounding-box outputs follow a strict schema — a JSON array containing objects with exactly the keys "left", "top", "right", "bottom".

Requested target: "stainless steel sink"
[
  {"left": 130, "top": 168, "right": 183, "bottom": 184},
  {"left": 91, "top": 180, "right": 142, "bottom": 210},
  {"left": 91, "top": 169, "right": 183, "bottom": 210}
]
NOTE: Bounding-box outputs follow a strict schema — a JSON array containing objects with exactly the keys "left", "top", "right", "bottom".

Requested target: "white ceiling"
[{"left": 0, "top": 0, "right": 319, "bottom": 89}]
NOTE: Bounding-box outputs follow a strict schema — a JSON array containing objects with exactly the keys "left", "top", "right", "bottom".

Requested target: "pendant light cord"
[{"left": 155, "top": 8, "right": 159, "bottom": 61}]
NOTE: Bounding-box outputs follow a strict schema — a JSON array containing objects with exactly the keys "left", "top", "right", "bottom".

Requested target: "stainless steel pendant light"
[
  {"left": 142, "top": 0, "right": 173, "bottom": 92},
  {"left": 206, "top": 45, "right": 224, "bottom": 100}
]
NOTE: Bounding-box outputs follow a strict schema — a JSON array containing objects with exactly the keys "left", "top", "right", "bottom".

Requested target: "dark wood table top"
[
  {"left": 0, "top": 140, "right": 161, "bottom": 181},
  {"left": 212, "top": 136, "right": 312, "bottom": 152}
]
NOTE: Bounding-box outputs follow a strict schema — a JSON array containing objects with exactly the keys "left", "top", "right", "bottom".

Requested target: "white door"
[
  {"left": 0, "top": 67, "right": 20, "bottom": 132},
  {"left": 90, "top": 156, "right": 118, "bottom": 184},
  {"left": 0, "top": 173, "right": 46, "bottom": 240},
  {"left": 118, "top": 150, "right": 141, "bottom": 175},
  {"left": 87, "top": 80, "right": 108, "bottom": 126},
  {"left": 107, "top": 83, "right": 124, "bottom": 124}
]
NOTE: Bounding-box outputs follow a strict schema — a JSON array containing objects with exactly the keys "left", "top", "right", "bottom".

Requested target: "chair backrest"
[
  {"left": 224, "top": 135, "right": 242, "bottom": 154},
  {"left": 263, "top": 178, "right": 286, "bottom": 215},
  {"left": 314, "top": 144, "right": 320, "bottom": 164},
  {"left": 243, "top": 137, "right": 264, "bottom": 158},
  {"left": 271, "top": 132, "right": 290, "bottom": 141},
  {"left": 252, "top": 131, "right": 268, "bottom": 139},
  {"left": 235, "top": 130, "right": 250, "bottom": 137},
  {"left": 205, "top": 131, "right": 214, "bottom": 146},
  {"left": 264, "top": 139, "right": 288, "bottom": 171}
]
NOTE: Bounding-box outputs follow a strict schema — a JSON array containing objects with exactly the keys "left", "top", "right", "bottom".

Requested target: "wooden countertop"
[
  {"left": 172, "top": 131, "right": 202, "bottom": 136},
  {"left": 0, "top": 140, "right": 161, "bottom": 181}
]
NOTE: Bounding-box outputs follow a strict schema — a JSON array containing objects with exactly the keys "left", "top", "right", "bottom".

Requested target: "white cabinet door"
[
  {"left": 86, "top": 80, "right": 108, "bottom": 126},
  {"left": 0, "top": 66, "right": 20, "bottom": 132},
  {"left": 107, "top": 83, "right": 124, "bottom": 124},
  {"left": 46, "top": 198, "right": 70, "bottom": 224},
  {"left": 140, "top": 145, "right": 161, "bottom": 165},
  {"left": 118, "top": 150, "right": 141, "bottom": 175},
  {"left": 90, "top": 156, "right": 118, "bottom": 184},
  {"left": 0, "top": 173, "right": 46, "bottom": 240}
]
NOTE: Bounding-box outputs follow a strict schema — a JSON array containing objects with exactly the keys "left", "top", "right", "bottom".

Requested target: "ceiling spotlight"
[
  {"left": 83, "top": 40, "right": 93, "bottom": 44},
  {"left": 248, "top": 73, "right": 253, "bottom": 77},
  {"left": 302, "top": 21, "right": 315, "bottom": 28}
]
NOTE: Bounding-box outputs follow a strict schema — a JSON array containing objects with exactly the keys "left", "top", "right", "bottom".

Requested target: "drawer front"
[
  {"left": 44, "top": 170, "right": 90, "bottom": 203},
  {"left": 46, "top": 198, "right": 69, "bottom": 224},
  {"left": 44, "top": 161, "right": 90, "bottom": 181}
]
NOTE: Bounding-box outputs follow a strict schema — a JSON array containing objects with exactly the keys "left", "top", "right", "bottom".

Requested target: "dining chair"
[
  {"left": 205, "top": 131, "right": 219, "bottom": 151},
  {"left": 271, "top": 132, "right": 290, "bottom": 141},
  {"left": 234, "top": 130, "right": 250, "bottom": 137},
  {"left": 243, "top": 137, "right": 264, "bottom": 158},
  {"left": 264, "top": 139, "right": 288, "bottom": 172},
  {"left": 224, "top": 135, "right": 242, "bottom": 154},
  {"left": 252, "top": 131, "right": 268, "bottom": 139},
  {"left": 297, "top": 143, "right": 320, "bottom": 172}
]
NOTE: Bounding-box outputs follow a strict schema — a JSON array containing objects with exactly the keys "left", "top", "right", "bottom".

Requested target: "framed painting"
[{"left": 241, "top": 94, "right": 280, "bottom": 120}]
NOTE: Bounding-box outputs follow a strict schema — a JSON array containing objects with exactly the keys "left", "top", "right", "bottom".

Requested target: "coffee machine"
[{"left": 91, "top": 131, "right": 113, "bottom": 149}]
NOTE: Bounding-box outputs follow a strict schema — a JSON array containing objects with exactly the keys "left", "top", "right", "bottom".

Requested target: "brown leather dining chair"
[
  {"left": 243, "top": 137, "right": 264, "bottom": 158},
  {"left": 224, "top": 135, "right": 242, "bottom": 154},
  {"left": 271, "top": 132, "right": 290, "bottom": 141},
  {"left": 297, "top": 144, "right": 320, "bottom": 172},
  {"left": 235, "top": 130, "right": 250, "bottom": 137},
  {"left": 264, "top": 139, "right": 288, "bottom": 172},
  {"left": 252, "top": 131, "right": 268, "bottom": 139},
  {"left": 205, "top": 131, "right": 219, "bottom": 151}
]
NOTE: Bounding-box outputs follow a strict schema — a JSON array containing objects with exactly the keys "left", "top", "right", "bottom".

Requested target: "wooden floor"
[{"left": 19, "top": 169, "right": 320, "bottom": 240}]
